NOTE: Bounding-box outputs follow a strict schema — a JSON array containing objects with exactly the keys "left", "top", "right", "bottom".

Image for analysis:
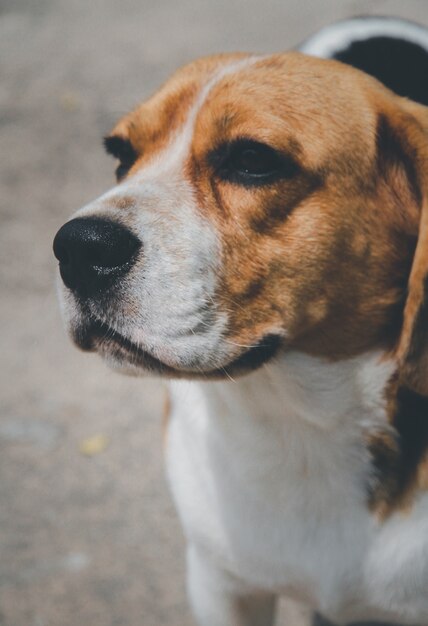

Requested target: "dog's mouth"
[{"left": 72, "top": 319, "right": 281, "bottom": 379}]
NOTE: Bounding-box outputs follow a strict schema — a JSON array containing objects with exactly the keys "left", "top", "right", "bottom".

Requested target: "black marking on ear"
[{"left": 334, "top": 36, "right": 428, "bottom": 107}]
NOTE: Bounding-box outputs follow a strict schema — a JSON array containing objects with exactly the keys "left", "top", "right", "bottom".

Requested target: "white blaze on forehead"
[
  {"left": 120, "top": 55, "right": 264, "bottom": 184},
  {"left": 78, "top": 54, "right": 265, "bottom": 214},
  {"left": 78, "top": 55, "right": 265, "bottom": 213}
]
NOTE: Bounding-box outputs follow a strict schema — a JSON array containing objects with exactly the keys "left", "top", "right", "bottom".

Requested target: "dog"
[{"left": 53, "top": 16, "right": 428, "bottom": 626}]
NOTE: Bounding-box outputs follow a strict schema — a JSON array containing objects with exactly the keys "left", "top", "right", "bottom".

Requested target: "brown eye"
[{"left": 214, "top": 139, "right": 299, "bottom": 186}]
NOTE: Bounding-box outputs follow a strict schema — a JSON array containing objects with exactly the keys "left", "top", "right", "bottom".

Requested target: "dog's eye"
[
  {"left": 229, "top": 142, "right": 280, "bottom": 176},
  {"left": 215, "top": 139, "right": 297, "bottom": 186},
  {"left": 104, "top": 136, "right": 138, "bottom": 182}
]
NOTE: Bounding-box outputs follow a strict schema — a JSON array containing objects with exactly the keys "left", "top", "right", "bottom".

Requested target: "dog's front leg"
[{"left": 187, "top": 543, "right": 277, "bottom": 626}]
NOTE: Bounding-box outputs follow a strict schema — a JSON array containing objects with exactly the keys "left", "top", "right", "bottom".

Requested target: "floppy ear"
[{"left": 392, "top": 101, "right": 428, "bottom": 396}]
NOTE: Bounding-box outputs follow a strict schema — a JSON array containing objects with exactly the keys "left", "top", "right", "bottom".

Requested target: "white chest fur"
[{"left": 165, "top": 352, "right": 428, "bottom": 624}]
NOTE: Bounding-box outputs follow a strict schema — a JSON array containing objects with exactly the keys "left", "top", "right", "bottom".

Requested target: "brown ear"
[{"left": 393, "top": 101, "right": 428, "bottom": 396}]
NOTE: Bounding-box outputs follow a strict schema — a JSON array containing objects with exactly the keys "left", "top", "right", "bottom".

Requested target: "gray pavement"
[{"left": 1, "top": 1, "right": 427, "bottom": 624}]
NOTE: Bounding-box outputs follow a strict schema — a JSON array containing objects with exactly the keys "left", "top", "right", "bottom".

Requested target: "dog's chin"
[{"left": 70, "top": 319, "right": 281, "bottom": 380}]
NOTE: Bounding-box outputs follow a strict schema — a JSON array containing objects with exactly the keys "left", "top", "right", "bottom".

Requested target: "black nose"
[{"left": 53, "top": 217, "right": 141, "bottom": 297}]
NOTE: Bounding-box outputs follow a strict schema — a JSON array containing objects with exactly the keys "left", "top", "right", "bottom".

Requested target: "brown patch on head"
[
  {"left": 106, "top": 53, "right": 251, "bottom": 179},
  {"left": 214, "top": 110, "right": 240, "bottom": 135},
  {"left": 183, "top": 53, "right": 424, "bottom": 357}
]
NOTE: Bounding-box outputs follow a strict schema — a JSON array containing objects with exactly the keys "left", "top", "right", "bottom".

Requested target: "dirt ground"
[{"left": 1, "top": 1, "right": 427, "bottom": 625}]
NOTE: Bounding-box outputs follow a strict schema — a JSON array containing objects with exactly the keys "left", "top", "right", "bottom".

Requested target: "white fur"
[
  {"left": 65, "top": 57, "right": 263, "bottom": 373},
  {"left": 166, "top": 352, "right": 428, "bottom": 625},
  {"left": 299, "top": 17, "right": 428, "bottom": 59}
]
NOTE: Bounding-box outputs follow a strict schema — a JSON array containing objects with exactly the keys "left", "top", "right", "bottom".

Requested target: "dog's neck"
[
  {"left": 169, "top": 350, "right": 395, "bottom": 503},
  {"left": 169, "top": 350, "right": 396, "bottom": 516},
  {"left": 197, "top": 350, "right": 394, "bottom": 432}
]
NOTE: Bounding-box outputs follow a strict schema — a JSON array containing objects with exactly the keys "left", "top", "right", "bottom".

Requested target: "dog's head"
[{"left": 53, "top": 52, "right": 428, "bottom": 390}]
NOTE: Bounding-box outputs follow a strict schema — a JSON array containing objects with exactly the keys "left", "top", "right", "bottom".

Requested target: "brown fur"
[
  {"left": 186, "top": 55, "right": 421, "bottom": 362},
  {"left": 107, "top": 54, "right": 247, "bottom": 170},
  {"left": 105, "top": 52, "right": 428, "bottom": 513}
]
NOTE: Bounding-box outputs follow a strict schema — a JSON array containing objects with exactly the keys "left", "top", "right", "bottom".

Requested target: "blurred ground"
[{"left": 1, "top": 1, "right": 427, "bottom": 625}]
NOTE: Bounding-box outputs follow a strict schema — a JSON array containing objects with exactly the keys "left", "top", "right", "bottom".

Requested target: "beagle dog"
[{"left": 54, "top": 17, "right": 428, "bottom": 626}]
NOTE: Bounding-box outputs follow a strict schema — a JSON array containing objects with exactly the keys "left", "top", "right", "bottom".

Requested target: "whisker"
[
  {"left": 220, "top": 366, "right": 237, "bottom": 383},
  {"left": 223, "top": 339, "right": 258, "bottom": 348}
]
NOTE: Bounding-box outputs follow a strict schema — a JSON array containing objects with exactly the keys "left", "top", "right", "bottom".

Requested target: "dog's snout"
[{"left": 53, "top": 217, "right": 141, "bottom": 296}]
